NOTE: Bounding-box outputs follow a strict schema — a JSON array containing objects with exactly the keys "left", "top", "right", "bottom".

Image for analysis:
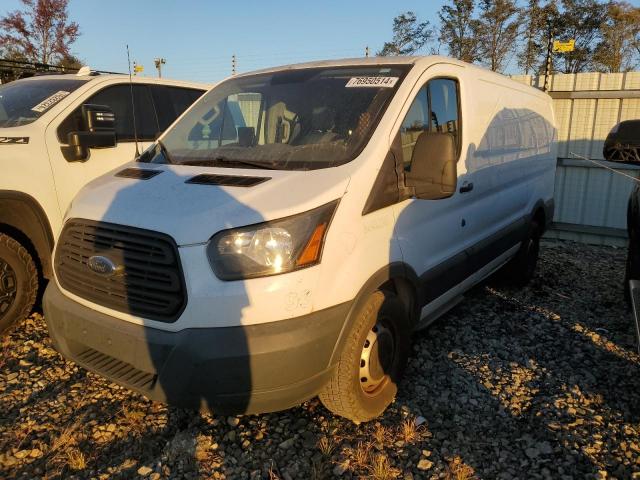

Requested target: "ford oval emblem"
[{"left": 87, "top": 256, "right": 122, "bottom": 276}]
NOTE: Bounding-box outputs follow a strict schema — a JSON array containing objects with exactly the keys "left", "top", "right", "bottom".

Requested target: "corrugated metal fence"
[{"left": 511, "top": 72, "right": 640, "bottom": 246}]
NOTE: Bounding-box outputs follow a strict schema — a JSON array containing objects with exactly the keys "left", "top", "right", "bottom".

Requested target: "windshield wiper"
[{"left": 185, "top": 156, "right": 283, "bottom": 170}]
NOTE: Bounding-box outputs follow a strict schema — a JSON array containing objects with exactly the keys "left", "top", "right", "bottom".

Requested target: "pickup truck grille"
[{"left": 55, "top": 219, "right": 186, "bottom": 322}]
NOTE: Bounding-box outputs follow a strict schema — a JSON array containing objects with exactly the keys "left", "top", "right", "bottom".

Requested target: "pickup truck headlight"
[{"left": 208, "top": 200, "right": 339, "bottom": 280}]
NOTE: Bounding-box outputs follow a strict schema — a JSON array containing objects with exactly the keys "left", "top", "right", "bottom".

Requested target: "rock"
[
  {"left": 29, "top": 448, "right": 42, "bottom": 458},
  {"left": 525, "top": 447, "right": 540, "bottom": 459},
  {"left": 14, "top": 450, "right": 29, "bottom": 459},
  {"left": 150, "top": 474, "right": 161, "bottom": 480},
  {"left": 414, "top": 416, "right": 427, "bottom": 426},
  {"left": 137, "top": 466, "right": 153, "bottom": 476},
  {"left": 227, "top": 417, "right": 240, "bottom": 427},
  {"left": 333, "top": 461, "right": 349, "bottom": 476},
  {"left": 278, "top": 438, "right": 295, "bottom": 450},
  {"left": 417, "top": 458, "right": 433, "bottom": 470}
]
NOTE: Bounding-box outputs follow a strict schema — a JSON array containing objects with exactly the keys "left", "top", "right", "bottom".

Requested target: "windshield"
[
  {"left": 140, "top": 66, "right": 410, "bottom": 170},
  {"left": 0, "top": 78, "right": 87, "bottom": 128}
]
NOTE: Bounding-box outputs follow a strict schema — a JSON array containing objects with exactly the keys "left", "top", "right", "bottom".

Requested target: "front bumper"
[{"left": 44, "top": 282, "right": 351, "bottom": 414}]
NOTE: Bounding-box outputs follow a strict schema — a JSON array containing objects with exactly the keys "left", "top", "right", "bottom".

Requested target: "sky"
[{"left": 2, "top": 0, "right": 640, "bottom": 84}]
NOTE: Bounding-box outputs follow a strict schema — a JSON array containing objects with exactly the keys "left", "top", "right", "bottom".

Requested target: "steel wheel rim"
[
  {"left": 359, "top": 320, "right": 395, "bottom": 395},
  {"left": 0, "top": 258, "right": 17, "bottom": 319}
]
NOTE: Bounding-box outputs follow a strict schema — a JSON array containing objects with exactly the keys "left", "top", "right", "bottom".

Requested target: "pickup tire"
[
  {"left": 319, "top": 290, "right": 410, "bottom": 423},
  {"left": 0, "top": 233, "right": 38, "bottom": 334}
]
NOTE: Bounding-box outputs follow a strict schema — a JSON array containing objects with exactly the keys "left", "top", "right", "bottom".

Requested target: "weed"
[
  {"left": 445, "top": 455, "right": 475, "bottom": 480},
  {"left": 400, "top": 418, "right": 422, "bottom": 444},
  {"left": 373, "top": 424, "right": 389, "bottom": 444},
  {"left": 367, "top": 453, "right": 400, "bottom": 480},
  {"left": 317, "top": 436, "right": 336, "bottom": 457},
  {"left": 65, "top": 448, "right": 86, "bottom": 471}
]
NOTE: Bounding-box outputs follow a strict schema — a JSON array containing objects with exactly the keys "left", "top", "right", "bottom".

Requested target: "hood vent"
[
  {"left": 185, "top": 174, "right": 270, "bottom": 187},
  {"left": 115, "top": 168, "right": 162, "bottom": 180}
]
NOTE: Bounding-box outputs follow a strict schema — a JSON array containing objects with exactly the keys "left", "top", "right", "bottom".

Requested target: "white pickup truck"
[{"left": 0, "top": 70, "right": 208, "bottom": 332}]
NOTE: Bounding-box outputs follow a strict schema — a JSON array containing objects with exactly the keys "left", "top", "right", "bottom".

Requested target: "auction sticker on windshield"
[
  {"left": 345, "top": 77, "right": 399, "bottom": 88},
  {"left": 31, "top": 91, "right": 71, "bottom": 113}
]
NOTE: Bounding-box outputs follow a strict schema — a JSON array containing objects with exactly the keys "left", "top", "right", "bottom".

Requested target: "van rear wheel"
[
  {"left": 0, "top": 234, "right": 38, "bottom": 334},
  {"left": 319, "top": 290, "right": 410, "bottom": 423},
  {"left": 503, "top": 220, "right": 541, "bottom": 286}
]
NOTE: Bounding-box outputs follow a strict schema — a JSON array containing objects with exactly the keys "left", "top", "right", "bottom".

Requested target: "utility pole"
[
  {"left": 543, "top": 21, "right": 554, "bottom": 93},
  {"left": 365, "top": 46, "right": 370, "bottom": 58},
  {"left": 232, "top": 54, "right": 236, "bottom": 75},
  {"left": 154, "top": 57, "right": 166, "bottom": 78}
]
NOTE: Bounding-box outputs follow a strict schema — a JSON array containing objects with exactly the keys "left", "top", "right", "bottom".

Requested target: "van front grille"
[{"left": 55, "top": 219, "right": 186, "bottom": 322}]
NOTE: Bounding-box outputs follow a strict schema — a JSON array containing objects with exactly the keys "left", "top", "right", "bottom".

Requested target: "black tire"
[
  {"left": 625, "top": 239, "right": 640, "bottom": 304},
  {"left": 319, "top": 290, "right": 411, "bottom": 423},
  {"left": 503, "top": 220, "right": 541, "bottom": 286},
  {"left": 0, "top": 233, "right": 38, "bottom": 334}
]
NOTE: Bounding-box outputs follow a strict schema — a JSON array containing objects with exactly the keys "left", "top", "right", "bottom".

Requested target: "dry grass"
[
  {"left": 400, "top": 418, "right": 422, "bottom": 444},
  {"left": 372, "top": 424, "right": 390, "bottom": 444},
  {"left": 65, "top": 448, "right": 86, "bottom": 471},
  {"left": 268, "top": 461, "right": 281, "bottom": 480},
  {"left": 317, "top": 436, "right": 336, "bottom": 457},
  {"left": 49, "top": 418, "right": 83, "bottom": 456},
  {"left": 352, "top": 441, "right": 371, "bottom": 468},
  {"left": 367, "top": 453, "right": 400, "bottom": 480},
  {"left": 445, "top": 455, "right": 476, "bottom": 480},
  {"left": 45, "top": 416, "right": 88, "bottom": 476},
  {"left": 119, "top": 406, "right": 147, "bottom": 436}
]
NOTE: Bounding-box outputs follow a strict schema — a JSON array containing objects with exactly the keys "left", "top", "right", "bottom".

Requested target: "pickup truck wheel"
[
  {"left": 319, "top": 290, "right": 410, "bottom": 423},
  {"left": 503, "top": 220, "right": 541, "bottom": 286},
  {"left": 0, "top": 234, "right": 38, "bottom": 334}
]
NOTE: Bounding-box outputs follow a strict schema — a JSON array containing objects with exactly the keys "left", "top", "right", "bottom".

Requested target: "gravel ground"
[{"left": 1, "top": 241, "right": 639, "bottom": 480}]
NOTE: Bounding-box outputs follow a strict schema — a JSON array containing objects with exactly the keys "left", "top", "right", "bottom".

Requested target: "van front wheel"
[
  {"left": 0, "top": 234, "right": 38, "bottom": 334},
  {"left": 319, "top": 290, "right": 410, "bottom": 423}
]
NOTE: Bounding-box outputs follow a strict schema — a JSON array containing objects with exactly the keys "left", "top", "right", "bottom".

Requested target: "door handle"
[{"left": 459, "top": 182, "right": 474, "bottom": 193}]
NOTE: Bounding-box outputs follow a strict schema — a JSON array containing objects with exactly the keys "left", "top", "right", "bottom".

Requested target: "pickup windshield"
[
  {"left": 140, "top": 66, "right": 410, "bottom": 170},
  {"left": 0, "top": 78, "right": 87, "bottom": 128}
]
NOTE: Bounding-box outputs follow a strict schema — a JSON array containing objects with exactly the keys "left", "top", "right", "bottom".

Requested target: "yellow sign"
[
  {"left": 133, "top": 64, "right": 144, "bottom": 73},
  {"left": 553, "top": 39, "right": 575, "bottom": 53}
]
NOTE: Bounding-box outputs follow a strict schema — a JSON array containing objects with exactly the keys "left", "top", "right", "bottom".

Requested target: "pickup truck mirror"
[
  {"left": 404, "top": 132, "right": 457, "bottom": 200},
  {"left": 603, "top": 120, "right": 640, "bottom": 164},
  {"left": 62, "top": 104, "right": 117, "bottom": 162}
]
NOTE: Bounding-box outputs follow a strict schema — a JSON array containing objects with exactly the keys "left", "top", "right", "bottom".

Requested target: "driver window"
[{"left": 399, "top": 78, "right": 460, "bottom": 171}]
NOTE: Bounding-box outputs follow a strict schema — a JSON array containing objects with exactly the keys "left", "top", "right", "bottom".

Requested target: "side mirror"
[
  {"left": 404, "top": 132, "right": 457, "bottom": 200},
  {"left": 62, "top": 104, "right": 117, "bottom": 162},
  {"left": 603, "top": 120, "right": 640, "bottom": 164}
]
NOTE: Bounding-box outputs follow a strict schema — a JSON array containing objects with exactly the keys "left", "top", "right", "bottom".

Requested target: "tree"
[
  {"left": 0, "top": 0, "right": 79, "bottom": 65},
  {"left": 57, "top": 53, "right": 83, "bottom": 71},
  {"left": 474, "top": 0, "right": 522, "bottom": 72},
  {"left": 592, "top": 1, "right": 640, "bottom": 72},
  {"left": 553, "top": 0, "right": 607, "bottom": 73},
  {"left": 438, "top": 0, "right": 480, "bottom": 63},
  {"left": 378, "top": 11, "right": 434, "bottom": 56},
  {"left": 517, "top": 0, "right": 549, "bottom": 74}
]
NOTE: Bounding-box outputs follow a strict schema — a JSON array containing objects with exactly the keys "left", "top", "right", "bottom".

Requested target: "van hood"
[{"left": 67, "top": 162, "right": 350, "bottom": 245}]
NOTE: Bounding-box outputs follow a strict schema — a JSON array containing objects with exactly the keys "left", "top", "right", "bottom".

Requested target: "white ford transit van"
[
  {"left": 0, "top": 71, "right": 207, "bottom": 332},
  {"left": 44, "top": 57, "right": 557, "bottom": 422}
]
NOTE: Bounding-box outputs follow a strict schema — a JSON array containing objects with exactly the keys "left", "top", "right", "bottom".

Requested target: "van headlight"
[{"left": 208, "top": 200, "right": 339, "bottom": 280}]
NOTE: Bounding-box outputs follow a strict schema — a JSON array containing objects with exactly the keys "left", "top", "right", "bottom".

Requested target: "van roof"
[
  {"left": 238, "top": 55, "right": 548, "bottom": 99},
  {"left": 14, "top": 73, "right": 210, "bottom": 90}
]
